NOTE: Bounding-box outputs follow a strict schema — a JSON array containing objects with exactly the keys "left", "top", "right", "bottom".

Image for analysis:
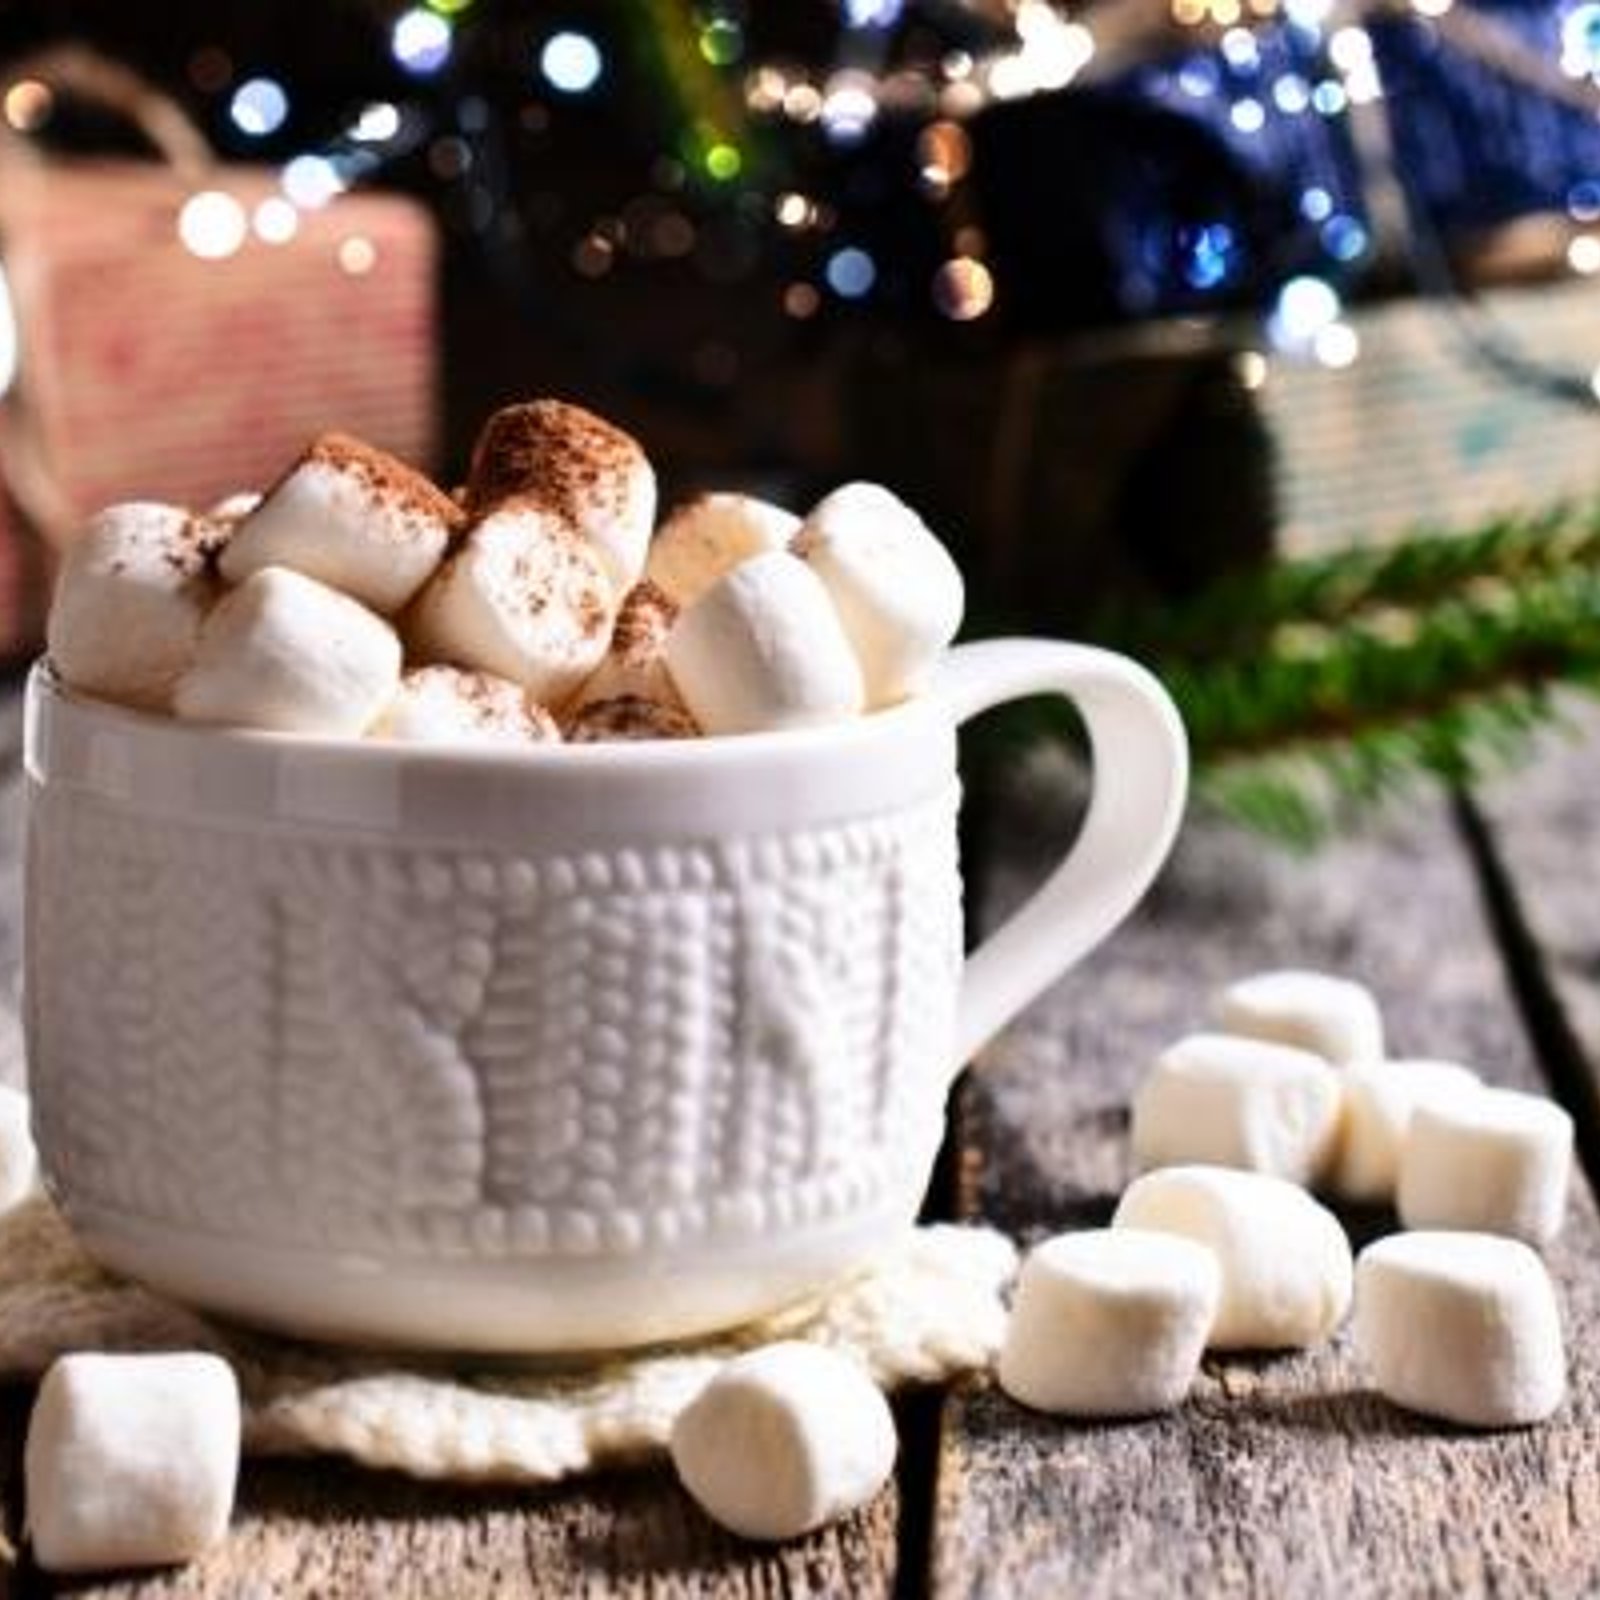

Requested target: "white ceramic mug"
[{"left": 24, "top": 639, "right": 1185, "bottom": 1352}]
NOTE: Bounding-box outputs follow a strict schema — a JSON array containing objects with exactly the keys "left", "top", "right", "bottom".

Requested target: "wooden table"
[{"left": 3, "top": 708, "right": 1600, "bottom": 1598}]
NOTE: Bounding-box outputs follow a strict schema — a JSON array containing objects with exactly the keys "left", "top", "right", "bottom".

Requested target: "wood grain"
[
  {"left": 1467, "top": 706, "right": 1600, "bottom": 1127},
  {"left": 18, "top": 1458, "right": 899, "bottom": 1599},
  {"left": 933, "top": 780, "right": 1600, "bottom": 1599}
]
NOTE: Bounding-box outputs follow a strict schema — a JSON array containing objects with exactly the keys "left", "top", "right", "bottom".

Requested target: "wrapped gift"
[{"left": 0, "top": 49, "right": 437, "bottom": 656}]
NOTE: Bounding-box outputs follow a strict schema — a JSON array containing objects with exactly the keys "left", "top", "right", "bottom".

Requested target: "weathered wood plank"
[
  {"left": 19, "top": 1459, "right": 899, "bottom": 1599},
  {"left": 934, "top": 778, "right": 1600, "bottom": 1598},
  {"left": 1467, "top": 706, "right": 1600, "bottom": 1131}
]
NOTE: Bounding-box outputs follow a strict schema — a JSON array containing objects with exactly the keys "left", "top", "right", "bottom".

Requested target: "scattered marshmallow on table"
[
  {"left": 1130, "top": 1032, "right": 1342, "bottom": 1185},
  {"left": 25, "top": 1352, "right": 240, "bottom": 1573},
  {"left": 373, "top": 664, "right": 561, "bottom": 747},
  {"left": 664, "top": 551, "right": 865, "bottom": 735},
  {"left": 219, "top": 433, "right": 458, "bottom": 616},
  {"left": 1113, "top": 1165, "right": 1352, "bottom": 1350},
  {"left": 998, "top": 1228, "right": 1219, "bottom": 1417},
  {"left": 1355, "top": 1232, "right": 1565, "bottom": 1427},
  {"left": 669, "top": 1342, "right": 896, "bottom": 1541},
  {"left": 1216, "top": 969, "right": 1384, "bottom": 1066},
  {"left": 406, "top": 498, "right": 616, "bottom": 704},
  {"left": 1329, "top": 1058, "right": 1482, "bottom": 1205},
  {"left": 1398, "top": 1087, "right": 1573, "bottom": 1247},
  {"left": 46, "top": 502, "right": 221, "bottom": 712},
  {"left": 645, "top": 492, "right": 800, "bottom": 607},
  {"left": 174, "top": 566, "right": 401, "bottom": 736},
  {"left": 792, "top": 482, "right": 965, "bottom": 709},
  {"left": 0, "top": 1084, "right": 36, "bottom": 1214},
  {"left": 465, "top": 399, "right": 655, "bottom": 592}
]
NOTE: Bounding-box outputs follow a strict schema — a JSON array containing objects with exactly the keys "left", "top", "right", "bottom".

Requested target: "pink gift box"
[
  {"left": 0, "top": 155, "right": 437, "bottom": 657},
  {"left": 3, "top": 159, "right": 438, "bottom": 519}
]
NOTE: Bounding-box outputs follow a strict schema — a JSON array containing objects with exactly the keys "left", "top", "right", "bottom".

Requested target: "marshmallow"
[
  {"left": 1354, "top": 1232, "right": 1565, "bottom": 1427},
  {"left": 174, "top": 566, "right": 401, "bottom": 736},
  {"left": 570, "top": 580, "right": 686, "bottom": 711},
  {"left": 0, "top": 1085, "right": 36, "bottom": 1214},
  {"left": 1131, "top": 1032, "right": 1342, "bottom": 1185},
  {"left": 220, "top": 433, "right": 457, "bottom": 616},
  {"left": 1215, "top": 970, "right": 1384, "bottom": 1065},
  {"left": 25, "top": 1352, "right": 240, "bottom": 1573},
  {"left": 1397, "top": 1087, "right": 1573, "bottom": 1247},
  {"left": 373, "top": 665, "right": 561, "bottom": 747},
  {"left": 645, "top": 493, "right": 800, "bottom": 607},
  {"left": 792, "top": 483, "right": 964, "bottom": 708},
  {"left": 566, "top": 694, "right": 699, "bottom": 742},
  {"left": 465, "top": 400, "right": 655, "bottom": 591},
  {"left": 206, "top": 491, "right": 262, "bottom": 522},
  {"left": 1329, "top": 1058, "right": 1483, "bottom": 1204},
  {"left": 47, "top": 502, "right": 220, "bottom": 711},
  {"left": 998, "top": 1229, "right": 1219, "bottom": 1417},
  {"left": 1113, "top": 1166, "right": 1352, "bottom": 1350},
  {"left": 663, "top": 552, "right": 865, "bottom": 735},
  {"left": 670, "top": 1342, "right": 896, "bottom": 1541},
  {"left": 405, "top": 499, "right": 616, "bottom": 704}
]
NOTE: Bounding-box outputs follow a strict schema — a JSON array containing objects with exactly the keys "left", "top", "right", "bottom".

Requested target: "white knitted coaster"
[{"left": 0, "top": 1200, "right": 1015, "bottom": 1485}]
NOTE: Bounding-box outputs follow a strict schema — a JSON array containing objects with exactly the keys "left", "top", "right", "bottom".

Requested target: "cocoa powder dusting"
[
  {"left": 566, "top": 694, "right": 699, "bottom": 743},
  {"left": 465, "top": 400, "right": 644, "bottom": 519},
  {"left": 609, "top": 580, "right": 677, "bottom": 665},
  {"left": 290, "top": 432, "right": 462, "bottom": 533}
]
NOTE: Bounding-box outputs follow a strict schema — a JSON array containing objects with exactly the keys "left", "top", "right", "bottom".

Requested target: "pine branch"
[
  {"left": 977, "top": 505, "right": 1600, "bottom": 849},
  {"left": 1098, "top": 502, "right": 1600, "bottom": 661}
]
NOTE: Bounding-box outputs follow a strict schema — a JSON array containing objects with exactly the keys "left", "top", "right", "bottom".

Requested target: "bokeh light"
[
  {"left": 699, "top": 19, "right": 743, "bottom": 66},
  {"left": 1568, "top": 234, "right": 1600, "bottom": 274},
  {"left": 1269, "top": 275, "right": 1341, "bottom": 350},
  {"left": 392, "top": 9, "right": 453, "bottom": 76},
  {"left": 338, "top": 236, "right": 377, "bottom": 276},
  {"left": 281, "top": 154, "right": 345, "bottom": 209},
  {"left": 178, "top": 191, "right": 248, "bottom": 260},
  {"left": 1313, "top": 323, "right": 1360, "bottom": 368},
  {"left": 1230, "top": 98, "right": 1266, "bottom": 133},
  {"left": 252, "top": 196, "right": 299, "bottom": 244},
  {"left": 704, "top": 142, "right": 742, "bottom": 181},
  {"left": 783, "top": 282, "right": 821, "bottom": 318},
  {"left": 350, "top": 102, "right": 401, "bottom": 143},
  {"left": 826, "top": 247, "right": 877, "bottom": 298},
  {"left": 1562, "top": 2, "right": 1600, "bottom": 78},
  {"left": 2, "top": 80, "right": 52, "bottom": 133},
  {"left": 1236, "top": 351, "right": 1268, "bottom": 390},
  {"left": 845, "top": 0, "right": 906, "bottom": 24},
  {"left": 932, "top": 257, "right": 995, "bottom": 320},
  {"left": 821, "top": 72, "right": 878, "bottom": 142},
  {"left": 229, "top": 77, "right": 288, "bottom": 137},
  {"left": 541, "top": 32, "right": 604, "bottom": 95}
]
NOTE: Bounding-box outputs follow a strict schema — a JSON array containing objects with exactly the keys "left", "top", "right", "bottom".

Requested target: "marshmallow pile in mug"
[{"left": 44, "top": 400, "right": 966, "bottom": 745}]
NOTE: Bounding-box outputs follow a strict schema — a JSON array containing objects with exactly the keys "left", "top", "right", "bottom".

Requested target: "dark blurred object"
[{"left": 842, "top": 330, "right": 1275, "bottom": 630}]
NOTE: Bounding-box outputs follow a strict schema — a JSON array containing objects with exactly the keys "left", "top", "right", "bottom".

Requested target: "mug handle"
[{"left": 934, "top": 637, "right": 1189, "bottom": 1078}]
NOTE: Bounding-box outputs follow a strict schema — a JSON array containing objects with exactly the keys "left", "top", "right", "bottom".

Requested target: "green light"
[
  {"left": 704, "top": 142, "right": 742, "bottom": 181},
  {"left": 426, "top": 0, "right": 475, "bottom": 13},
  {"left": 698, "top": 19, "right": 744, "bottom": 66}
]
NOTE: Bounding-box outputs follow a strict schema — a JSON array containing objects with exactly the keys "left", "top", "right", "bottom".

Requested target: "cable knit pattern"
[
  {"left": 30, "top": 782, "right": 962, "bottom": 1267},
  {"left": 0, "top": 1199, "right": 1015, "bottom": 1485}
]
